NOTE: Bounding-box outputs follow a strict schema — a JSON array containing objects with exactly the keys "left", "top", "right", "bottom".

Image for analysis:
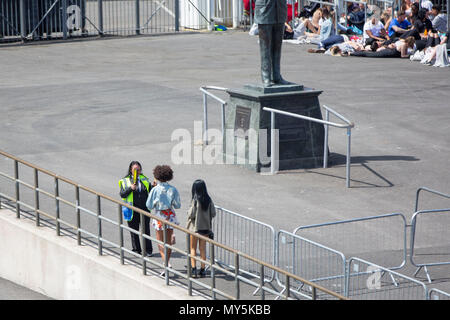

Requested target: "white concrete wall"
[{"left": 0, "top": 208, "right": 204, "bottom": 300}]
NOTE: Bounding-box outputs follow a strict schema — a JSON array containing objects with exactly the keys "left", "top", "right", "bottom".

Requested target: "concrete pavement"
[{"left": 0, "top": 30, "right": 449, "bottom": 298}]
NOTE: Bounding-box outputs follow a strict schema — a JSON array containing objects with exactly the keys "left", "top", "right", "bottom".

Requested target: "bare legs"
[
  {"left": 190, "top": 234, "right": 206, "bottom": 270},
  {"left": 156, "top": 228, "right": 173, "bottom": 264}
]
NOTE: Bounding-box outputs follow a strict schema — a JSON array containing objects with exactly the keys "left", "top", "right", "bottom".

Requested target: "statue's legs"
[
  {"left": 258, "top": 24, "right": 273, "bottom": 87},
  {"left": 271, "top": 23, "right": 284, "bottom": 84},
  {"left": 258, "top": 23, "right": 289, "bottom": 86}
]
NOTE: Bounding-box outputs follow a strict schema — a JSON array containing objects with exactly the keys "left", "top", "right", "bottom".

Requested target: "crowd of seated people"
[{"left": 273, "top": 0, "right": 449, "bottom": 67}]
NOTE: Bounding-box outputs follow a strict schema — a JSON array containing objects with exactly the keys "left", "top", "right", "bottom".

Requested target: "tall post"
[
  {"left": 270, "top": 112, "right": 276, "bottom": 175},
  {"left": 346, "top": 127, "right": 351, "bottom": 188},
  {"left": 34, "top": 168, "right": 40, "bottom": 227},
  {"left": 207, "top": 0, "right": 213, "bottom": 30},
  {"left": 55, "top": 177, "right": 60, "bottom": 236},
  {"left": 323, "top": 109, "right": 329, "bottom": 169},
  {"left": 19, "top": 0, "right": 26, "bottom": 39},
  {"left": 232, "top": 0, "right": 239, "bottom": 28},
  {"left": 97, "top": 195, "right": 102, "bottom": 255},
  {"left": 75, "top": 186, "right": 81, "bottom": 245},
  {"left": 118, "top": 204, "right": 124, "bottom": 264},
  {"left": 175, "top": 0, "right": 180, "bottom": 32},
  {"left": 135, "top": 0, "right": 141, "bottom": 35},
  {"left": 98, "top": 0, "right": 104, "bottom": 35},
  {"left": 203, "top": 93, "right": 208, "bottom": 146},
  {"left": 62, "top": 0, "right": 68, "bottom": 40},
  {"left": 14, "top": 160, "right": 20, "bottom": 219}
]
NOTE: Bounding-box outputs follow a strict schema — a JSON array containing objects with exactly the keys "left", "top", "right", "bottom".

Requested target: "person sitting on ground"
[
  {"left": 431, "top": 5, "right": 448, "bottom": 33},
  {"left": 402, "top": 0, "right": 413, "bottom": 17},
  {"left": 308, "top": 8, "right": 335, "bottom": 48},
  {"left": 388, "top": 10, "right": 412, "bottom": 39},
  {"left": 349, "top": 36, "right": 415, "bottom": 58},
  {"left": 411, "top": 29, "right": 450, "bottom": 66},
  {"left": 284, "top": 17, "right": 320, "bottom": 40},
  {"left": 363, "top": 14, "right": 389, "bottom": 46},
  {"left": 380, "top": 9, "right": 392, "bottom": 32},
  {"left": 347, "top": 3, "right": 366, "bottom": 32},
  {"left": 400, "top": 8, "right": 432, "bottom": 51}
]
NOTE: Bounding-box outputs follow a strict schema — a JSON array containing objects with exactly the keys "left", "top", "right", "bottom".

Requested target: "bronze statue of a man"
[{"left": 254, "top": 0, "right": 290, "bottom": 87}]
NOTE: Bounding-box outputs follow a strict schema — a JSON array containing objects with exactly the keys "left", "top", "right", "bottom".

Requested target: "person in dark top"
[
  {"left": 401, "top": 8, "right": 432, "bottom": 50},
  {"left": 119, "top": 161, "right": 154, "bottom": 256}
]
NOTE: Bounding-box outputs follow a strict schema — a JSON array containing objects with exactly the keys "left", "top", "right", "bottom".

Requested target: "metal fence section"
[
  {"left": 276, "top": 230, "right": 347, "bottom": 299},
  {"left": 429, "top": 288, "right": 450, "bottom": 300},
  {"left": 263, "top": 105, "right": 354, "bottom": 187},
  {"left": 212, "top": 206, "right": 276, "bottom": 285},
  {"left": 293, "top": 213, "right": 408, "bottom": 271},
  {"left": 410, "top": 208, "right": 450, "bottom": 283},
  {"left": 0, "top": 148, "right": 347, "bottom": 300},
  {"left": 346, "top": 257, "right": 428, "bottom": 300}
]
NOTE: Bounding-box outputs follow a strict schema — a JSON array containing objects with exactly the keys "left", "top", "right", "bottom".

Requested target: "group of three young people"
[{"left": 118, "top": 161, "right": 215, "bottom": 277}]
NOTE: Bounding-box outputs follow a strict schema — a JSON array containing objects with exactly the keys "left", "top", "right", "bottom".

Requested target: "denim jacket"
[{"left": 146, "top": 182, "right": 181, "bottom": 212}]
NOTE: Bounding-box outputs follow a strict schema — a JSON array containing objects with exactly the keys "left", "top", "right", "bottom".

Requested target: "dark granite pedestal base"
[{"left": 224, "top": 84, "right": 326, "bottom": 172}]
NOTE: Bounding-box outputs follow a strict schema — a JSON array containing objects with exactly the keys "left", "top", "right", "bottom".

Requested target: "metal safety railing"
[
  {"left": 199, "top": 85, "right": 228, "bottom": 146},
  {"left": 263, "top": 105, "right": 354, "bottom": 187},
  {"left": 429, "top": 288, "right": 450, "bottom": 300},
  {"left": 212, "top": 206, "right": 277, "bottom": 286},
  {"left": 276, "top": 230, "right": 347, "bottom": 299},
  {"left": 293, "top": 213, "right": 408, "bottom": 271},
  {"left": 0, "top": 148, "right": 347, "bottom": 300},
  {"left": 346, "top": 257, "right": 429, "bottom": 300},
  {"left": 410, "top": 187, "right": 450, "bottom": 283}
]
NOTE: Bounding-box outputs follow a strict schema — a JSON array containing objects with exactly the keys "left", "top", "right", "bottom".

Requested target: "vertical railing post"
[
  {"left": 221, "top": 103, "right": 226, "bottom": 139},
  {"left": 312, "top": 286, "right": 317, "bottom": 300},
  {"left": 62, "top": 0, "right": 68, "bottom": 40},
  {"left": 210, "top": 242, "right": 216, "bottom": 300},
  {"left": 19, "top": 0, "right": 26, "bottom": 39},
  {"left": 174, "top": 0, "right": 180, "bottom": 32},
  {"left": 346, "top": 127, "right": 351, "bottom": 188},
  {"left": 135, "top": 0, "right": 140, "bottom": 35},
  {"left": 203, "top": 93, "right": 208, "bottom": 145},
  {"left": 186, "top": 233, "right": 192, "bottom": 295},
  {"left": 260, "top": 264, "right": 265, "bottom": 300},
  {"left": 97, "top": 195, "right": 103, "bottom": 255},
  {"left": 140, "top": 212, "right": 147, "bottom": 275},
  {"left": 163, "top": 224, "right": 169, "bottom": 285},
  {"left": 14, "top": 160, "right": 20, "bottom": 219},
  {"left": 98, "top": 0, "right": 104, "bottom": 35},
  {"left": 270, "top": 112, "right": 276, "bottom": 175},
  {"left": 75, "top": 186, "right": 81, "bottom": 245},
  {"left": 234, "top": 253, "right": 240, "bottom": 299},
  {"left": 118, "top": 204, "right": 124, "bottom": 264},
  {"left": 323, "top": 109, "right": 329, "bottom": 168},
  {"left": 55, "top": 177, "right": 60, "bottom": 236},
  {"left": 34, "top": 168, "right": 40, "bottom": 227},
  {"left": 285, "top": 275, "right": 290, "bottom": 299}
]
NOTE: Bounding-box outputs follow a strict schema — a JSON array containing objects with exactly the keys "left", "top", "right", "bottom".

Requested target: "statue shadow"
[{"left": 280, "top": 153, "right": 420, "bottom": 188}]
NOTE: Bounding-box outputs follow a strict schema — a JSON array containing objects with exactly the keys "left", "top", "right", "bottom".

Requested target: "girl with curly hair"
[{"left": 146, "top": 165, "right": 180, "bottom": 269}]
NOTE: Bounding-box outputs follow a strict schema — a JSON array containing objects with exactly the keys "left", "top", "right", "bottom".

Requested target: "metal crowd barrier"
[
  {"left": 346, "top": 257, "right": 428, "bottom": 300},
  {"left": 263, "top": 105, "right": 354, "bottom": 187},
  {"left": 0, "top": 148, "right": 346, "bottom": 300},
  {"left": 293, "top": 213, "right": 408, "bottom": 271},
  {"left": 212, "top": 206, "right": 277, "bottom": 289},
  {"left": 276, "top": 230, "right": 347, "bottom": 299},
  {"left": 410, "top": 187, "right": 450, "bottom": 283},
  {"left": 429, "top": 288, "right": 450, "bottom": 300}
]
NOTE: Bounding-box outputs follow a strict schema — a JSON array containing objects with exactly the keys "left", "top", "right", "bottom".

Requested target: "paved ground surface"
[
  {"left": 0, "top": 277, "right": 51, "bottom": 300},
  {"left": 0, "top": 30, "right": 449, "bottom": 299}
]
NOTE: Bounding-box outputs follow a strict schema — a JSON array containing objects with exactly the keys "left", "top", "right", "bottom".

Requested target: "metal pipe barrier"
[
  {"left": 212, "top": 206, "right": 276, "bottom": 291},
  {"left": 263, "top": 105, "right": 354, "bottom": 187},
  {"left": 414, "top": 186, "right": 450, "bottom": 213},
  {"left": 409, "top": 187, "right": 450, "bottom": 283},
  {"left": 346, "top": 257, "right": 429, "bottom": 300},
  {"left": 0, "top": 0, "right": 189, "bottom": 44},
  {"left": 293, "top": 213, "right": 408, "bottom": 271},
  {"left": 428, "top": 288, "right": 450, "bottom": 300},
  {"left": 199, "top": 85, "right": 228, "bottom": 146},
  {"left": 0, "top": 148, "right": 347, "bottom": 300},
  {"left": 276, "top": 230, "right": 347, "bottom": 299},
  {"left": 409, "top": 208, "right": 450, "bottom": 283}
]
